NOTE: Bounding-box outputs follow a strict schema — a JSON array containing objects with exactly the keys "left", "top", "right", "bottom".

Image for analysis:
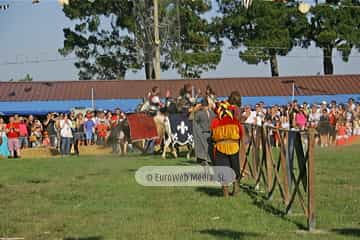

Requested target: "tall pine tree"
[
  {"left": 216, "top": 0, "right": 309, "bottom": 76},
  {"left": 59, "top": 0, "right": 221, "bottom": 80}
]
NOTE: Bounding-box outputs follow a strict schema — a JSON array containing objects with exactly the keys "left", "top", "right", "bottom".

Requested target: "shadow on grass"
[
  {"left": 196, "top": 187, "right": 223, "bottom": 197},
  {"left": 199, "top": 229, "right": 260, "bottom": 239},
  {"left": 63, "top": 236, "right": 103, "bottom": 240},
  {"left": 331, "top": 228, "right": 360, "bottom": 237},
  {"left": 26, "top": 178, "right": 49, "bottom": 184},
  {"left": 241, "top": 184, "right": 307, "bottom": 230}
]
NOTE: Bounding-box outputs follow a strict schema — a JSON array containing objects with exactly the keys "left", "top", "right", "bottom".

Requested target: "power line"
[{"left": 1, "top": 51, "right": 360, "bottom": 67}]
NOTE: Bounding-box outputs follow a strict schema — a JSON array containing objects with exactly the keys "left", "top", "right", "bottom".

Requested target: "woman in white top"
[{"left": 59, "top": 114, "right": 73, "bottom": 155}]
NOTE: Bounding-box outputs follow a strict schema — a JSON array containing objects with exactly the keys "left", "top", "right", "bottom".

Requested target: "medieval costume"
[
  {"left": 193, "top": 99, "right": 215, "bottom": 164},
  {"left": 211, "top": 101, "right": 243, "bottom": 197}
]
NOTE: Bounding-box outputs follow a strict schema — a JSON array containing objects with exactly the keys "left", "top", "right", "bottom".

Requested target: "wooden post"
[
  {"left": 239, "top": 137, "right": 246, "bottom": 179},
  {"left": 265, "top": 127, "right": 273, "bottom": 192},
  {"left": 307, "top": 130, "right": 316, "bottom": 231},
  {"left": 280, "top": 131, "right": 290, "bottom": 205}
]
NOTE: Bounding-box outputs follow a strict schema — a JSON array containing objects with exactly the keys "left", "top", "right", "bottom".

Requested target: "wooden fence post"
[{"left": 307, "top": 130, "right": 316, "bottom": 231}]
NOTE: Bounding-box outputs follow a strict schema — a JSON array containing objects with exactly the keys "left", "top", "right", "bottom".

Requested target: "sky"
[{"left": 0, "top": 0, "right": 359, "bottom": 81}]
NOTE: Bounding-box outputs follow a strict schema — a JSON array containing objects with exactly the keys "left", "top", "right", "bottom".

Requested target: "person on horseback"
[
  {"left": 146, "top": 86, "right": 164, "bottom": 115},
  {"left": 148, "top": 86, "right": 162, "bottom": 107}
]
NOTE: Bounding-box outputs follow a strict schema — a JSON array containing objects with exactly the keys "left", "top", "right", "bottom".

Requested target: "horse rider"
[{"left": 147, "top": 86, "right": 164, "bottom": 115}]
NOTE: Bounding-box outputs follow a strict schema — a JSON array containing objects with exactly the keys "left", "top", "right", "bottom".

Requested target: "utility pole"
[{"left": 153, "top": 0, "right": 161, "bottom": 80}]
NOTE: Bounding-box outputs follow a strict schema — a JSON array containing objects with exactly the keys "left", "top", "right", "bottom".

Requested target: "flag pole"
[{"left": 91, "top": 87, "right": 95, "bottom": 109}]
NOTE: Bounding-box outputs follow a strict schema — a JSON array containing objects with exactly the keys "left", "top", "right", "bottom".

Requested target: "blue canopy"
[
  {"left": 0, "top": 94, "right": 359, "bottom": 116},
  {"left": 0, "top": 99, "right": 142, "bottom": 116}
]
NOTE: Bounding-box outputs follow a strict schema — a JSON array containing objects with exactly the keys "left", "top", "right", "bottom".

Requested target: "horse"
[{"left": 136, "top": 98, "right": 194, "bottom": 159}]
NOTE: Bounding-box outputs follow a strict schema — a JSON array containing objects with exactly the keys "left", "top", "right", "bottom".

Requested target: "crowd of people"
[
  {"left": 0, "top": 83, "right": 359, "bottom": 160},
  {"left": 241, "top": 98, "right": 360, "bottom": 147},
  {"left": 0, "top": 108, "right": 127, "bottom": 158}
]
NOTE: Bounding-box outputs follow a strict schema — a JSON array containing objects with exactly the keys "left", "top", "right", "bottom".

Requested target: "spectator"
[
  {"left": 318, "top": 109, "right": 330, "bottom": 147},
  {"left": 42, "top": 131, "right": 50, "bottom": 146},
  {"left": 353, "top": 115, "right": 360, "bottom": 136},
  {"left": 0, "top": 117, "right": 10, "bottom": 158},
  {"left": 295, "top": 106, "right": 307, "bottom": 130},
  {"left": 309, "top": 104, "right": 321, "bottom": 128},
  {"left": 205, "top": 85, "right": 217, "bottom": 109},
  {"left": 96, "top": 119, "right": 108, "bottom": 146},
  {"left": 280, "top": 115, "right": 290, "bottom": 130},
  {"left": 43, "top": 113, "right": 58, "bottom": 147},
  {"left": 336, "top": 121, "right": 347, "bottom": 146},
  {"left": 84, "top": 111, "right": 96, "bottom": 145},
  {"left": 255, "top": 104, "right": 264, "bottom": 126},
  {"left": 346, "top": 121, "right": 353, "bottom": 138},
  {"left": 320, "top": 101, "right": 329, "bottom": 113},
  {"left": 26, "top": 115, "right": 35, "bottom": 147},
  {"left": 6, "top": 116, "right": 21, "bottom": 158},
  {"left": 329, "top": 107, "right": 337, "bottom": 145},
  {"left": 30, "top": 119, "right": 43, "bottom": 147},
  {"left": 59, "top": 114, "right": 73, "bottom": 156},
  {"left": 18, "top": 117, "right": 29, "bottom": 149},
  {"left": 348, "top": 98, "right": 356, "bottom": 111}
]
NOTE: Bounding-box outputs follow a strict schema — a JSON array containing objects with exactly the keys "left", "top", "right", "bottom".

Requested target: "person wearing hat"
[{"left": 211, "top": 101, "right": 243, "bottom": 197}]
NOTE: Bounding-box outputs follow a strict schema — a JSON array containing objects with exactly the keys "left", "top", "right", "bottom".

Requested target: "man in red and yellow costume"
[{"left": 211, "top": 100, "right": 243, "bottom": 197}]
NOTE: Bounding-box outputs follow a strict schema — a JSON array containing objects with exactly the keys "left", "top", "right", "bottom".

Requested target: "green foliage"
[
  {"left": 9, "top": 73, "right": 33, "bottom": 82},
  {"left": 310, "top": 0, "right": 360, "bottom": 63},
  {"left": 59, "top": 0, "right": 221, "bottom": 80},
  {"left": 217, "top": 0, "right": 309, "bottom": 76},
  {"left": 162, "top": 0, "right": 222, "bottom": 78},
  {"left": 59, "top": 0, "right": 140, "bottom": 80}
]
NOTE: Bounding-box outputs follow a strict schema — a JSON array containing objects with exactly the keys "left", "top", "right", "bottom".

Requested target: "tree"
[
  {"left": 10, "top": 74, "right": 33, "bottom": 82},
  {"left": 161, "top": 0, "right": 222, "bottom": 78},
  {"left": 59, "top": 0, "right": 221, "bottom": 80},
  {"left": 216, "top": 0, "right": 309, "bottom": 76},
  {"left": 309, "top": 0, "right": 360, "bottom": 74},
  {"left": 59, "top": 1, "right": 140, "bottom": 80}
]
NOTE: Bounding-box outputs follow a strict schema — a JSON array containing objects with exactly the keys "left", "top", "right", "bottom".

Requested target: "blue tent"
[{"left": 0, "top": 99, "right": 142, "bottom": 116}]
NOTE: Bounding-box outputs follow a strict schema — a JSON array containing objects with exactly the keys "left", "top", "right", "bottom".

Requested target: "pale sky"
[{"left": 0, "top": 0, "right": 359, "bottom": 81}]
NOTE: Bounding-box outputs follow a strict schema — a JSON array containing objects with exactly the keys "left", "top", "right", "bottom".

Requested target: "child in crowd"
[
  {"left": 42, "top": 131, "right": 50, "bottom": 147},
  {"left": 336, "top": 122, "right": 347, "bottom": 146},
  {"left": 346, "top": 121, "right": 353, "bottom": 138},
  {"left": 96, "top": 120, "right": 109, "bottom": 146}
]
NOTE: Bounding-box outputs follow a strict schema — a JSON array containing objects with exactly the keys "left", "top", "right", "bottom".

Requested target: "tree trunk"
[
  {"left": 145, "top": 62, "right": 153, "bottom": 80},
  {"left": 323, "top": 47, "right": 334, "bottom": 75},
  {"left": 144, "top": 43, "right": 155, "bottom": 80},
  {"left": 270, "top": 53, "right": 279, "bottom": 77}
]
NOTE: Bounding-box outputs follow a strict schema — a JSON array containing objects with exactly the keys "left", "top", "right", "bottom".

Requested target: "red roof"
[{"left": 0, "top": 74, "right": 359, "bottom": 101}]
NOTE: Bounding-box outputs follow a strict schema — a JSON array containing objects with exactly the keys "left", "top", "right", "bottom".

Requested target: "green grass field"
[{"left": 0, "top": 145, "right": 359, "bottom": 240}]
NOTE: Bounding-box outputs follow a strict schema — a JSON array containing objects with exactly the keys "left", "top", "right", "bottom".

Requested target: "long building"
[{"left": 0, "top": 74, "right": 359, "bottom": 115}]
